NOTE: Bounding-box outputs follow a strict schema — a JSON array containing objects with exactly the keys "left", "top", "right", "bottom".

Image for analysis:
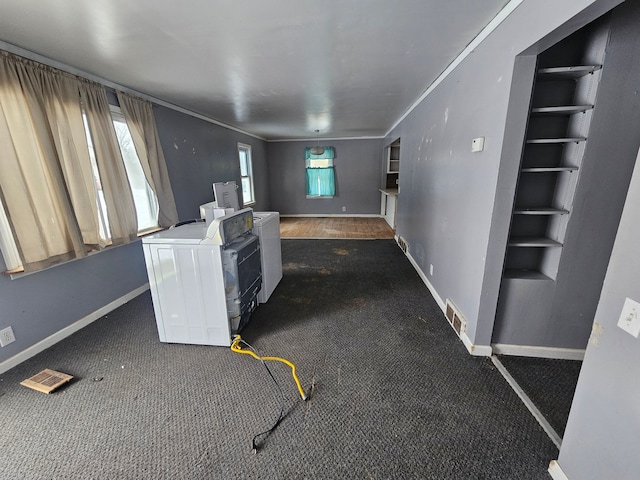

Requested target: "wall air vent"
[
  {"left": 445, "top": 299, "right": 466, "bottom": 336},
  {"left": 397, "top": 236, "right": 408, "bottom": 253}
]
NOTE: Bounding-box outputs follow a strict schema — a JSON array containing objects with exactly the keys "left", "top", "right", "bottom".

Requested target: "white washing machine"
[{"left": 252, "top": 212, "right": 283, "bottom": 303}]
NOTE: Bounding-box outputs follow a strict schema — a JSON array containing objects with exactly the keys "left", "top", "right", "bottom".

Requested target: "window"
[
  {"left": 110, "top": 107, "right": 159, "bottom": 232},
  {"left": 81, "top": 107, "right": 159, "bottom": 241},
  {"left": 238, "top": 143, "right": 255, "bottom": 205},
  {"left": 0, "top": 106, "right": 162, "bottom": 273},
  {"left": 305, "top": 146, "right": 336, "bottom": 197},
  {"left": 81, "top": 112, "right": 111, "bottom": 241},
  {"left": 0, "top": 196, "right": 20, "bottom": 271}
]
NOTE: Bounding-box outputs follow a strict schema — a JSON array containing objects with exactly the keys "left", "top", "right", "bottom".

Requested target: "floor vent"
[
  {"left": 445, "top": 299, "right": 466, "bottom": 336},
  {"left": 21, "top": 369, "right": 73, "bottom": 394},
  {"left": 397, "top": 236, "right": 408, "bottom": 253}
]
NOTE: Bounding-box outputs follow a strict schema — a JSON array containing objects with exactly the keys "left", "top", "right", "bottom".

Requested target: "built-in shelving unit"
[
  {"left": 492, "top": 13, "right": 623, "bottom": 355},
  {"left": 503, "top": 57, "right": 603, "bottom": 280},
  {"left": 387, "top": 139, "right": 400, "bottom": 173}
]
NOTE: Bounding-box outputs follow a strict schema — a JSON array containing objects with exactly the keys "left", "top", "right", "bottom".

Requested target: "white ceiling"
[{"left": 0, "top": 0, "right": 511, "bottom": 140}]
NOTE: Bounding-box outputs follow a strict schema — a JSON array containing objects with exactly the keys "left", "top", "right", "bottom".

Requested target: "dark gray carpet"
[
  {"left": 0, "top": 239, "right": 557, "bottom": 479},
  {"left": 497, "top": 355, "right": 582, "bottom": 437}
]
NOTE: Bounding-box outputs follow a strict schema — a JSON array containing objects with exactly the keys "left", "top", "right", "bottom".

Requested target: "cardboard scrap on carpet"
[{"left": 20, "top": 369, "right": 73, "bottom": 394}]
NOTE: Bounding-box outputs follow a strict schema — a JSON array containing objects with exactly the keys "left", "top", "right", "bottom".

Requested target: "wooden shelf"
[
  {"left": 537, "top": 65, "right": 602, "bottom": 78},
  {"left": 513, "top": 207, "right": 569, "bottom": 215},
  {"left": 526, "top": 137, "right": 586, "bottom": 144},
  {"left": 531, "top": 105, "right": 593, "bottom": 115},
  {"left": 521, "top": 166, "right": 578, "bottom": 173},
  {"left": 503, "top": 269, "right": 553, "bottom": 280},
  {"left": 508, "top": 237, "right": 562, "bottom": 247}
]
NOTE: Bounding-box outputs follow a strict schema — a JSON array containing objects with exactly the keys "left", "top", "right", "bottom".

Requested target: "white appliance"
[
  {"left": 141, "top": 209, "right": 261, "bottom": 347},
  {"left": 199, "top": 201, "right": 233, "bottom": 226},
  {"left": 253, "top": 212, "right": 283, "bottom": 303}
]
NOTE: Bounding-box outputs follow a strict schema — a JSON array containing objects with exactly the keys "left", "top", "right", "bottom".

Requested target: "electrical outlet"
[
  {"left": 342, "top": 206, "right": 347, "bottom": 212},
  {"left": 617, "top": 297, "right": 640, "bottom": 338},
  {"left": 430, "top": 264, "right": 434, "bottom": 276},
  {"left": 0, "top": 326, "right": 16, "bottom": 347}
]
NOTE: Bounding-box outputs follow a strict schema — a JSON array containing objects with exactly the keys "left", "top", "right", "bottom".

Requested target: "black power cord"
[{"left": 237, "top": 338, "right": 288, "bottom": 454}]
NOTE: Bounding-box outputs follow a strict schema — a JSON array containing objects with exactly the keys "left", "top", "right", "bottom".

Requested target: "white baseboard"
[
  {"left": 461, "top": 331, "right": 493, "bottom": 357},
  {"left": 491, "top": 343, "right": 585, "bottom": 360},
  {"left": 405, "top": 250, "right": 446, "bottom": 311},
  {"left": 280, "top": 213, "right": 381, "bottom": 218},
  {"left": 404, "top": 250, "right": 492, "bottom": 357},
  {"left": 0, "top": 284, "right": 149, "bottom": 375},
  {"left": 548, "top": 460, "right": 570, "bottom": 480}
]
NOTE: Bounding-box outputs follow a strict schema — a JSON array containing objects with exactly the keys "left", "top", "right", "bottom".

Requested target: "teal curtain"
[{"left": 306, "top": 167, "right": 335, "bottom": 196}]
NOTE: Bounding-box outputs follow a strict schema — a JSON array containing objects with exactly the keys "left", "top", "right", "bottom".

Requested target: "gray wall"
[
  {"left": 267, "top": 139, "right": 383, "bottom": 215},
  {"left": 154, "top": 107, "right": 270, "bottom": 220},
  {"left": 0, "top": 242, "right": 148, "bottom": 365},
  {"left": 0, "top": 103, "right": 268, "bottom": 367},
  {"left": 384, "top": 0, "right": 622, "bottom": 346},
  {"left": 556, "top": 153, "right": 640, "bottom": 480}
]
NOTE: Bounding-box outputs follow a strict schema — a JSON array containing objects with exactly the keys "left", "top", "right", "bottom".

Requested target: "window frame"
[{"left": 237, "top": 142, "right": 255, "bottom": 206}]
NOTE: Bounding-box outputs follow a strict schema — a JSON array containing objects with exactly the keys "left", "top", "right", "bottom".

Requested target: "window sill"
[
  {"left": 3, "top": 227, "right": 166, "bottom": 280},
  {"left": 306, "top": 195, "right": 334, "bottom": 199}
]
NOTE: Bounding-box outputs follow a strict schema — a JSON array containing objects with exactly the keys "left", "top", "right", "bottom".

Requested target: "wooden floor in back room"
[{"left": 279, "top": 217, "right": 395, "bottom": 239}]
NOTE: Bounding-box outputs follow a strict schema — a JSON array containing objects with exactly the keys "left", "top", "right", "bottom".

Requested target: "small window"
[
  {"left": 81, "top": 112, "right": 111, "bottom": 241},
  {"left": 238, "top": 143, "right": 255, "bottom": 205},
  {"left": 305, "top": 146, "right": 335, "bottom": 198}
]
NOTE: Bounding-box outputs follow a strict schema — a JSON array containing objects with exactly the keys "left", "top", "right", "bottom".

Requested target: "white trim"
[
  {"left": 0, "top": 41, "right": 265, "bottom": 141},
  {"left": 460, "top": 331, "right": 493, "bottom": 357},
  {"left": 491, "top": 344, "right": 585, "bottom": 360},
  {"left": 237, "top": 142, "right": 255, "bottom": 205},
  {"left": 548, "top": 460, "right": 570, "bottom": 480},
  {"left": 269, "top": 136, "right": 383, "bottom": 142},
  {"left": 491, "top": 355, "right": 562, "bottom": 448},
  {"left": 385, "top": 0, "right": 524, "bottom": 136},
  {"left": 0, "top": 284, "right": 149, "bottom": 375},
  {"left": 405, "top": 250, "right": 446, "bottom": 311},
  {"left": 280, "top": 214, "right": 381, "bottom": 218}
]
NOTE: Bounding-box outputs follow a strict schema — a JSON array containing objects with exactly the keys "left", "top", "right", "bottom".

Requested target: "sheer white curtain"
[{"left": 116, "top": 91, "right": 178, "bottom": 227}]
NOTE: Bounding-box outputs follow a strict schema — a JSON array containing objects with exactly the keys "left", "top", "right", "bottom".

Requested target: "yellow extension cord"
[{"left": 230, "top": 335, "right": 307, "bottom": 401}]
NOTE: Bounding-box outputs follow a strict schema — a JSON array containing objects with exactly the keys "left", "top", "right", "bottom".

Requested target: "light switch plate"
[
  {"left": 471, "top": 137, "right": 485, "bottom": 152},
  {"left": 617, "top": 297, "right": 640, "bottom": 338}
]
